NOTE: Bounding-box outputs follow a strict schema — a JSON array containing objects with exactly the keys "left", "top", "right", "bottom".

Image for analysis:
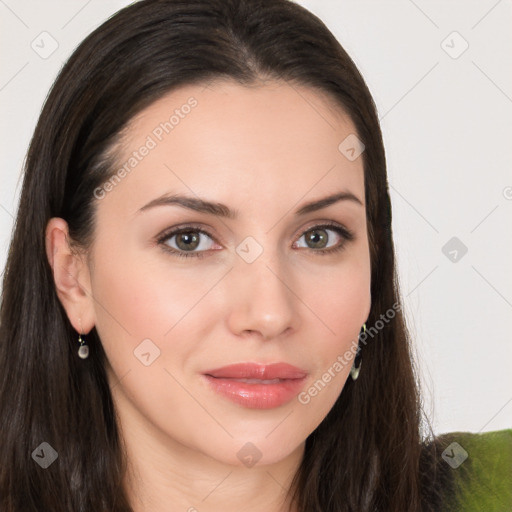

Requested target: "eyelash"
[{"left": 156, "top": 222, "right": 355, "bottom": 260}]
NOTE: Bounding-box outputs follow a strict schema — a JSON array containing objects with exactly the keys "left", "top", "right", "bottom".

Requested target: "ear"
[{"left": 45, "top": 217, "right": 95, "bottom": 334}]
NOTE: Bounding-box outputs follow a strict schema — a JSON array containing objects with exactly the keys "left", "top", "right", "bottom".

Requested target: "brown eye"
[{"left": 174, "top": 231, "right": 201, "bottom": 251}]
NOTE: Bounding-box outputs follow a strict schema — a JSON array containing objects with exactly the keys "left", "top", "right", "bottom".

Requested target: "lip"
[
  {"left": 204, "top": 362, "right": 308, "bottom": 380},
  {"left": 202, "top": 363, "right": 308, "bottom": 409}
]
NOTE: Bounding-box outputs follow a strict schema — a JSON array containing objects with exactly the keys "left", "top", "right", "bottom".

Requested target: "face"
[{"left": 82, "top": 80, "right": 371, "bottom": 467}]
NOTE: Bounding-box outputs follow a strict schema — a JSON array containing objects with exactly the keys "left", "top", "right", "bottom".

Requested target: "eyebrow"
[{"left": 136, "top": 190, "right": 363, "bottom": 219}]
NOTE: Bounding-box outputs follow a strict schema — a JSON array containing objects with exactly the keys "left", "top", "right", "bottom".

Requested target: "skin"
[{"left": 45, "top": 79, "right": 371, "bottom": 512}]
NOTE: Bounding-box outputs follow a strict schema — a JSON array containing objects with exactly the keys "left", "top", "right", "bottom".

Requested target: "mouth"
[
  {"left": 222, "top": 378, "right": 285, "bottom": 384},
  {"left": 202, "top": 362, "right": 308, "bottom": 409},
  {"left": 203, "top": 362, "right": 308, "bottom": 380}
]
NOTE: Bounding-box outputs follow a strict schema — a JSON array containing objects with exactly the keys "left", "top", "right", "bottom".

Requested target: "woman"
[{"left": 0, "top": 0, "right": 509, "bottom": 511}]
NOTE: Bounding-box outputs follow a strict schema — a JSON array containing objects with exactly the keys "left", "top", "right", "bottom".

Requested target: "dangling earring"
[
  {"left": 350, "top": 323, "right": 366, "bottom": 381},
  {"left": 78, "top": 333, "right": 89, "bottom": 359},
  {"left": 77, "top": 318, "right": 89, "bottom": 359}
]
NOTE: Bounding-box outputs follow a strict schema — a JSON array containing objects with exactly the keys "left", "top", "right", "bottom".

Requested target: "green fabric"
[{"left": 437, "top": 428, "right": 512, "bottom": 511}]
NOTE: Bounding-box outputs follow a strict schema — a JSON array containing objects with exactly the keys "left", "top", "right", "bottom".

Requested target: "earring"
[
  {"left": 350, "top": 323, "right": 366, "bottom": 381},
  {"left": 77, "top": 319, "right": 89, "bottom": 359}
]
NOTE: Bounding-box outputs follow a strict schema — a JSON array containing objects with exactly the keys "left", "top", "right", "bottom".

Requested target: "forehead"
[{"left": 102, "top": 79, "right": 365, "bottom": 219}]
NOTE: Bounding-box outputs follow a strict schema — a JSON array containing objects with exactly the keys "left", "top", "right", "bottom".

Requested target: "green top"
[{"left": 436, "top": 428, "right": 512, "bottom": 511}]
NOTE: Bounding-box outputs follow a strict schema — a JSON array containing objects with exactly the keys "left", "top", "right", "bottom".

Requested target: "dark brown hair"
[{"left": 0, "top": 0, "right": 454, "bottom": 510}]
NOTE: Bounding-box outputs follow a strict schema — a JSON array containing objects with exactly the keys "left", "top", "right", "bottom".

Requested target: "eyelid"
[{"left": 292, "top": 219, "right": 353, "bottom": 240}]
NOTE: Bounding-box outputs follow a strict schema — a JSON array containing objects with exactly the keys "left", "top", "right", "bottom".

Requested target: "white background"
[{"left": 1, "top": 0, "right": 511, "bottom": 435}]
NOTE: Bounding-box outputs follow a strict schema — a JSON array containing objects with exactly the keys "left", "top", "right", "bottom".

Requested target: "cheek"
[
  {"left": 91, "top": 260, "right": 169, "bottom": 351},
  {"left": 90, "top": 245, "right": 226, "bottom": 371},
  {"left": 297, "top": 252, "right": 370, "bottom": 395},
  {"left": 89, "top": 249, "right": 212, "bottom": 423},
  {"left": 304, "top": 251, "right": 371, "bottom": 337}
]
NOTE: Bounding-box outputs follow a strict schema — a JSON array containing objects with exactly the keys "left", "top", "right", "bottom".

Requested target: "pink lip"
[{"left": 202, "top": 363, "right": 308, "bottom": 409}]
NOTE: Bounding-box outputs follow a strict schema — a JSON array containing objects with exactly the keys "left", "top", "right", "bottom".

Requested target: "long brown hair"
[{"left": 0, "top": 0, "right": 454, "bottom": 510}]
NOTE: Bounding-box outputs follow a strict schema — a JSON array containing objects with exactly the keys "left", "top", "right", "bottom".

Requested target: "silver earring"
[
  {"left": 78, "top": 332, "right": 89, "bottom": 359},
  {"left": 350, "top": 323, "right": 366, "bottom": 381}
]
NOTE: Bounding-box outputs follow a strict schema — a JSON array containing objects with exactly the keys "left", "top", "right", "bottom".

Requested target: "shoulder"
[{"left": 434, "top": 428, "right": 512, "bottom": 511}]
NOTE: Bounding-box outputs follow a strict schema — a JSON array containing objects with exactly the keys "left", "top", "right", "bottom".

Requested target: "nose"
[{"left": 225, "top": 255, "right": 300, "bottom": 341}]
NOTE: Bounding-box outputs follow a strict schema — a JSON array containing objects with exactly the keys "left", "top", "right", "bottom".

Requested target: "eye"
[
  {"left": 157, "top": 225, "right": 218, "bottom": 259},
  {"left": 293, "top": 223, "right": 354, "bottom": 255},
  {"left": 157, "top": 222, "right": 354, "bottom": 259}
]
